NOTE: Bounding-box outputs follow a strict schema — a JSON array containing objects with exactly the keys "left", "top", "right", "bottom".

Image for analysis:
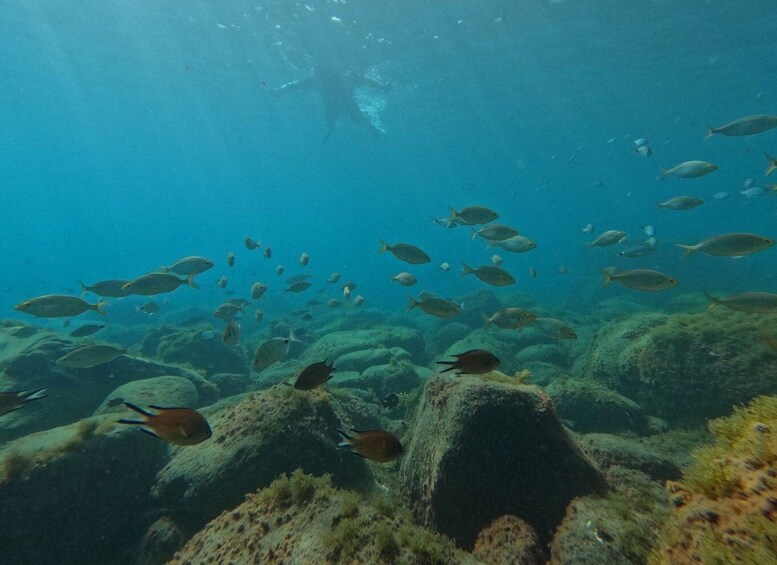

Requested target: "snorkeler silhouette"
[{"left": 275, "top": 63, "right": 390, "bottom": 141}]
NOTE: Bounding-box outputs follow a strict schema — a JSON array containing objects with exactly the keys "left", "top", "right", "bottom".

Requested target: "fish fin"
[
  {"left": 446, "top": 206, "right": 458, "bottom": 228},
  {"left": 117, "top": 418, "right": 144, "bottom": 426},
  {"left": 600, "top": 270, "right": 614, "bottom": 287},
  {"left": 337, "top": 428, "right": 351, "bottom": 439},
  {"left": 704, "top": 125, "right": 715, "bottom": 141},
  {"left": 481, "top": 313, "right": 491, "bottom": 330},
  {"left": 406, "top": 295, "right": 418, "bottom": 312},
  {"left": 186, "top": 274, "right": 199, "bottom": 289},
  {"left": 470, "top": 228, "right": 478, "bottom": 241},
  {"left": 20, "top": 388, "right": 47, "bottom": 403},
  {"left": 660, "top": 168, "right": 669, "bottom": 178},
  {"left": 675, "top": 243, "right": 696, "bottom": 259},
  {"left": 124, "top": 402, "right": 153, "bottom": 417},
  {"left": 139, "top": 427, "right": 161, "bottom": 439},
  {"left": 389, "top": 275, "right": 395, "bottom": 283},
  {"left": 656, "top": 201, "right": 664, "bottom": 209},
  {"left": 95, "top": 301, "right": 108, "bottom": 316},
  {"left": 765, "top": 153, "right": 777, "bottom": 177},
  {"left": 287, "top": 325, "right": 302, "bottom": 343},
  {"left": 703, "top": 291, "right": 720, "bottom": 311},
  {"left": 148, "top": 405, "right": 185, "bottom": 411},
  {"left": 460, "top": 262, "right": 473, "bottom": 276},
  {"left": 159, "top": 265, "right": 169, "bottom": 273},
  {"left": 377, "top": 239, "right": 389, "bottom": 254},
  {"left": 79, "top": 282, "right": 90, "bottom": 296}
]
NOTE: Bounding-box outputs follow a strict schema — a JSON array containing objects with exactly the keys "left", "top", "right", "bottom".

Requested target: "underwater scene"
[{"left": 2, "top": 0, "right": 777, "bottom": 563}]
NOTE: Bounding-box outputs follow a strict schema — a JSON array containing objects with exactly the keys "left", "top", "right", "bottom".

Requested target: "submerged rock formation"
[
  {"left": 169, "top": 471, "right": 479, "bottom": 564},
  {"left": 153, "top": 385, "right": 371, "bottom": 532},
  {"left": 400, "top": 373, "right": 605, "bottom": 549},
  {"left": 581, "top": 311, "right": 777, "bottom": 423},
  {"left": 0, "top": 417, "right": 168, "bottom": 564}
]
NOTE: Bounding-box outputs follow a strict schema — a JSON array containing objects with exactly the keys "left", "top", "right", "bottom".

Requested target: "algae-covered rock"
[
  {"left": 153, "top": 385, "right": 371, "bottom": 531},
  {"left": 650, "top": 395, "right": 777, "bottom": 564},
  {"left": 207, "top": 372, "right": 249, "bottom": 398},
  {"left": 581, "top": 310, "right": 777, "bottom": 423},
  {"left": 522, "top": 361, "right": 566, "bottom": 386},
  {"left": 515, "top": 343, "right": 569, "bottom": 368},
  {"left": 545, "top": 378, "right": 649, "bottom": 434},
  {"left": 0, "top": 417, "right": 168, "bottom": 564},
  {"left": 135, "top": 516, "right": 185, "bottom": 565},
  {"left": 0, "top": 324, "right": 217, "bottom": 443},
  {"left": 578, "top": 433, "right": 681, "bottom": 482},
  {"left": 169, "top": 471, "right": 479, "bottom": 564},
  {"left": 425, "top": 321, "right": 471, "bottom": 356},
  {"left": 400, "top": 374, "right": 605, "bottom": 548},
  {"left": 550, "top": 466, "right": 671, "bottom": 565},
  {"left": 302, "top": 326, "right": 425, "bottom": 363},
  {"left": 94, "top": 375, "right": 199, "bottom": 416},
  {"left": 336, "top": 361, "right": 422, "bottom": 398},
  {"left": 334, "top": 346, "right": 411, "bottom": 373},
  {"left": 142, "top": 324, "right": 248, "bottom": 377},
  {"left": 473, "top": 515, "right": 545, "bottom": 564}
]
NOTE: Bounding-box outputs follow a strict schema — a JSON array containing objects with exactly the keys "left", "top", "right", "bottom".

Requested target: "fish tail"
[
  {"left": 436, "top": 361, "right": 456, "bottom": 372},
  {"left": 20, "top": 388, "right": 47, "bottom": 403},
  {"left": 704, "top": 125, "right": 716, "bottom": 141},
  {"left": 117, "top": 418, "right": 144, "bottom": 426},
  {"left": 123, "top": 402, "right": 152, "bottom": 418},
  {"left": 186, "top": 274, "right": 199, "bottom": 289},
  {"left": 79, "top": 281, "right": 90, "bottom": 296},
  {"left": 765, "top": 153, "right": 777, "bottom": 177},
  {"left": 656, "top": 201, "right": 664, "bottom": 209},
  {"left": 378, "top": 239, "right": 389, "bottom": 254},
  {"left": 287, "top": 325, "right": 302, "bottom": 343},
  {"left": 446, "top": 206, "right": 458, "bottom": 228},
  {"left": 676, "top": 243, "right": 696, "bottom": 259},
  {"left": 600, "top": 270, "right": 614, "bottom": 287},
  {"left": 159, "top": 265, "right": 169, "bottom": 273},
  {"left": 660, "top": 168, "right": 669, "bottom": 178},
  {"left": 94, "top": 301, "right": 108, "bottom": 316},
  {"left": 461, "top": 262, "right": 473, "bottom": 276},
  {"left": 470, "top": 228, "right": 478, "bottom": 241},
  {"left": 481, "top": 313, "right": 491, "bottom": 330},
  {"left": 389, "top": 275, "right": 395, "bottom": 283},
  {"left": 406, "top": 295, "right": 419, "bottom": 312},
  {"left": 703, "top": 291, "right": 721, "bottom": 311},
  {"left": 336, "top": 428, "right": 353, "bottom": 450}
]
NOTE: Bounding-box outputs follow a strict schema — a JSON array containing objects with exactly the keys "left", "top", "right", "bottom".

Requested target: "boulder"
[
  {"left": 300, "top": 326, "right": 425, "bottom": 364},
  {"left": 142, "top": 324, "right": 248, "bottom": 377},
  {"left": 400, "top": 374, "right": 605, "bottom": 548},
  {"left": 336, "top": 361, "right": 422, "bottom": 398},
  {"left": 0, "top": 324, "right": 217, "bottom": 443},
  {"left": 333, "top": 346, "right": 411, "bottom": 373},
  {"left": 578, "top": 433, "right": 681, "bottom": 482},
  {"left": 581, "top": 310, "right": 777, "bottom": 423},
  {"left": 473, "top": 515, "right": 545, "bottom": 564},
  {"left": 545, "top": 379, "right": 649, "bottom": 435},
  {"left": 152, "top": 385, "right": 371, "bottom": 531},
  {"left": 168, "top": 471, "right": 478, "bottom": 564},
  {"left": 135, "top": 516, "right": 185, "bottom": 565},
  {"left": 0, "top": 417, "right": 168, "bottom": 564},
  {"left": 93, "top": 376, "right": 199, "bottom": 416},
  {"left": 549, "top": 466, "right": 671, "bottom": 565},
  {"left": 207, "top": 372, "right": 249, "bottom": 398}
]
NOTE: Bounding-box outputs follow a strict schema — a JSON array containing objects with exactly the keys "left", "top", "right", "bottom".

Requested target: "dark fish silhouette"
[
  {"left": 337, "top": 428, "right": 403, "bottom": 463},
  {"left": 294, "top": 360, "right": 336, "bottom": 391},
  {"left": 118, "top": 403, "right": 211, "bottom": 446},
  {"left": 437, "top": 349, "right": 501, "bottom": 375}
]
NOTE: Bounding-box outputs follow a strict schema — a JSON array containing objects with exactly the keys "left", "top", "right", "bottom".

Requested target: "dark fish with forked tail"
[
  {"left": 337, "top": 428, "right": 403, "bottom": 463},
  {"left": 118, "top": 403, "right": 211, "bottom": 445}
]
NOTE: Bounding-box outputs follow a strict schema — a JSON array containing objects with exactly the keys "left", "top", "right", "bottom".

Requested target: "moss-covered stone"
[
  {"left": 168, "top": 471, "right": 479, "bottom": 564},
  {"left": 400, "top": 374, "right": 605, "bottom": 549},
  {"left": 546, "top": 378, "right": 650, "bottom": 434},
  {"left": 550, "top": 466, "right": 671, "bottom": 565},
  {"left": 581, "top": 311, "right": 777, "bottom": 423},
  {"left": 93, "top": 375, "right": 199, "bottom": 416}
]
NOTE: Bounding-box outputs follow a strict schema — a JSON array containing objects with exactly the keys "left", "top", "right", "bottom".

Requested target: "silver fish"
[
  {"left": 677, "top": 233, "right": 775, "bottom": 258},
  {"left": 661, "top": 160, "right": 718, "bottom": 179}
]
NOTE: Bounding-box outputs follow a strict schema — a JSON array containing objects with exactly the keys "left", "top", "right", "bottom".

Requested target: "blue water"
[{"left": 2, "top": 0, "right": 777, "bottom": 321}]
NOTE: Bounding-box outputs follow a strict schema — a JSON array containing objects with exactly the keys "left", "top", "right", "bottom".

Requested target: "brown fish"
[
  {"left": 223, "top": 320, "right": 240, "bottom": 346},
  {"left": 0, "top": 388, "right": 46, "bottom": 417},
  {"left": 337, "top": 428, "right": 403, "bottom": 463},
  {"left": 118, "top": 403, "right": 211, "bottom": 446},
  {"left": 437, "top": 349, "right": 501, "bottom": 375},
  {"left": 123, "top": 273, "right": 198, "bottom": 296},
  {"left": 245, "top": 236, "right": 261, "bottom": 250},
  {"left": 294, "top": 360, "right": 336, "bottom": 390}
]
